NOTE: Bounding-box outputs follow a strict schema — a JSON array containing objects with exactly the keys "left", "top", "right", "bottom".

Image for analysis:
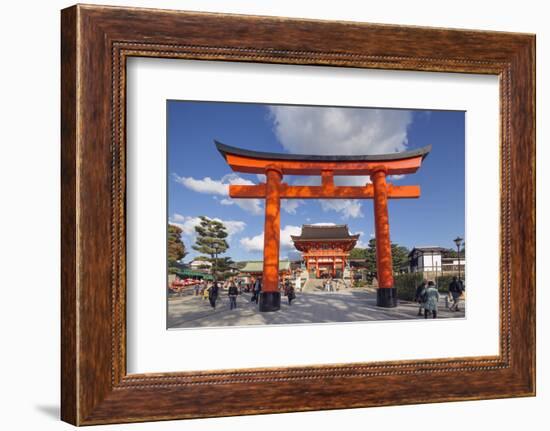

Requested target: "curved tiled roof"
[
  {"left": 215, "top": 140, "right": 431, "bottom": 163},
  {"left": 291, "top": 224, "right": 360, "bottom": 241},
  {"left": 240, "top": 260, "right": 291, "bottom": 273}
]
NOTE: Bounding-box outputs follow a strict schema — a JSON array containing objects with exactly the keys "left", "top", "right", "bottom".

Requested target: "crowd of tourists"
[
  {"left": 190, "top": 279, "right": 242, "bottom": 310},
  {"left": 322, "top": 278, "right": 340, "bottom": 292},
  {"left": 191, "top": 275, "right": 300, "bottom": 311},
  {"left": 414, "top": 276, "right": 465, "bottom": 319},
  {"left": 187, "top": 274, "right": 465, "bottom": 317}
]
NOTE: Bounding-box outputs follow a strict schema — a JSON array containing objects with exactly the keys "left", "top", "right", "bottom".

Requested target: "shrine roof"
[
  {"left": 291, "top": 224, "right": 360, "bottom": 242},
  {"left": 408, "top": 246, "right": 447, "bottom": 256},
  {"left": 215, "top": 140, "right": 431, "bottom": 163},
  {"left": 240, "top": 260, "right": 291, "bottom": 273}
]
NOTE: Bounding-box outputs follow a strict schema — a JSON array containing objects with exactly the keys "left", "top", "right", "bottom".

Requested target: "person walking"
[
  {"left": 250, "top": 277, "right": 256, "bottom": 302},
  {"left": 237, "top": 278, "right": 243, "bottom": 294},
  {"left": 423, "top": 281, "right": 440, "bottom": 319},
  {"left": 208, "top": 280, "right": 219, "bottom": 309},
  {"left": 415, "top": 279, "right": 428, "bottom": 316},
  {"left": 228, "top": 281, "right": 239, "bottom": 310},
  {"left": 295, "top": 276, "right": 302, "bottom": 293},
  {"left": 448, "top": 276, "right": 464, "bottom": 311},
  {"left": 287, "top": 283, "right": 296, "bottom": 305},
  {"left": 283, "top": 279, "right": 290, "bottom": 297},
  {"left": 252, "top": 276, "right": 262, "bottom": 304},
  {"left": 202, "top": 282, "right": 210, "bottom": 301}
]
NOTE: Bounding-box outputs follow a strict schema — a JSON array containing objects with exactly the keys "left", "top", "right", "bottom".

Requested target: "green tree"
[
  {"left": 192, "top": 216, "right": 229, "bottom": 277},
  {"left": 167, "top": 224, "right": 187, "bottom": 265},
  {"left": 365, "top": 238, "right": 378, "bottom": 276},
  {"left": 349, "top": 247, "right": 367, "bottom": 259},
  {"left": 391, "top": 244, "right": 410, "bottom": 274},
  {"left": 351, "top": 239, "right": 377, "bottom": 283},
  {"left": 216, "top": 256, "right": 236, "bottom": 280},
  {"left": 216, "top": 256, "right": 235, "bottom": 272},
  {"left": 441, "top": 246, "right": 466, "bottom": 258},
  {"left": 357, "top": 238, "right": 409, "bottom": 278}
]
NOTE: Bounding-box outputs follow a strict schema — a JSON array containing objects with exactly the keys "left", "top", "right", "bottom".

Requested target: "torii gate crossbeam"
[{"left": 215, "top": 140, "right": 431, "bottom": 311}]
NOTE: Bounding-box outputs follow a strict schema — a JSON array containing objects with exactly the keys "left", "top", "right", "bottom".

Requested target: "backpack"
[{"left": 420, "top": 288, "right": 428, "bottom": 303}]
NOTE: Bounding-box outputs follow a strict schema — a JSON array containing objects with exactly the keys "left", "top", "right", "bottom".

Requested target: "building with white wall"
[
  {"left": 409, "top": 246, "right": 444, "bottom": 272},
  {"left": 409, "top": 246, "right": 465, "bottom": 275}
]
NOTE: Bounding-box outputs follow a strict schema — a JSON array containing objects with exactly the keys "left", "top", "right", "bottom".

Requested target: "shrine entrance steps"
[{"left": 302, "top": 278, "right": 350, "bottom": 292}]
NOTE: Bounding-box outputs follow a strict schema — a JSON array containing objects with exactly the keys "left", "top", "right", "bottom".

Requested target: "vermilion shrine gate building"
[
  {"left": 216, "top": 140, "right": 430, "bottom": 312},
  {"left": 291, "top": 225, "right": 358, "bottom": 279}
]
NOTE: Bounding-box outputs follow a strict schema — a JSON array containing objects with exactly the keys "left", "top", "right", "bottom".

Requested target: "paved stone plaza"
[{"left": 167, "top": 288, "right": 465, "bottom": 329}]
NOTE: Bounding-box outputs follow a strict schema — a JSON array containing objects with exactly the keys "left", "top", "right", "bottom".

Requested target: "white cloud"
[
  {"left": 240, "top": 225, "right": 302, "bottom": 254},
  {"left": 310, "top": 222, "right": 336, "bottom": 226},
  {"left": 169, "top": 214, "right": 246, "bottom": 240},
  {"left": 321, "top": 176, "right": 371, "bottom": 215},
  {"left": 334, "top": 175, "right": 371, "bottom": 186},
  {"left": 170, "top": 214, "right": 201, "bottom": 236},
  {"left": 268, "top": 106, "right": 413, "bottom": 155},
  {"left": 218, "top": 220, "right": 247, "bottom": 237},
  {"left": 280, "top": 225, "right": 303, "bottom": 248},
  {"left": 239, "top": 233, "right": 264, "bottom": 253},
  {"left": 267, "top": 106, "right": 412, "bottom": 211},
  {"left": 352, "top": 230, "right": 368, "bottom": 248},
  {"left": 222, "top": 173, "right": 254, "bottom": 187},
  {"left": 219, "top": 197, "right": 263, "bottom": 215},
  {"left": 319, "top": 199, "right": 363, "bottom": 219},
  {"left": 281, "top": 199, "right": 304, "bottom": 214},
  {"left": 174, "top": 173, "right": 310, "bottom": 216},
  {"left": 173, "top": 173, "right": 228, "bottom": 195},
  {"left": 173, "top": 173, "right": 263, "bottom": 215}
]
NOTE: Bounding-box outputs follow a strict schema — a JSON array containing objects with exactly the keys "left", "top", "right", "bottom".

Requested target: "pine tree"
[
  {"left": 391, "top": 244, "right": 410, "bottom": 274},
  {"left": 192, "top": 216, "right": 229, "bottom": 277},
  {"left": 365, "top": 238, "right": 378, "bottom": 277},
  {"left": 357, "top": 238, "right": 410, "bottom": 279}
]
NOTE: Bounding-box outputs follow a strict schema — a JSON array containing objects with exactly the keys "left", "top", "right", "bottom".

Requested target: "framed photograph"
[{"left": 61, "top": 4, "right": 535, "bottom": 425}]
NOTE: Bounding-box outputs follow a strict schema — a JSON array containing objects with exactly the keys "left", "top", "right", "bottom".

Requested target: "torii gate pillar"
[
  {"left": 260, "top": 166, "right": 283, "bottom": 311},
  {"left": 371, "top": 166, "right": 397, "bottom": 307}
]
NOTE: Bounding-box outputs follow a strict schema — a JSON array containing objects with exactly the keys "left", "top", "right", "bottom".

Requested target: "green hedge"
[
  {"left": 435, "top": 275, "right": 455, "bottom": 293},
  {"left": 394, "top": 273, "right": 424, "bottom": 301},
  {"left": 394, "top": 273, "right": 462, "bottom": 300}
]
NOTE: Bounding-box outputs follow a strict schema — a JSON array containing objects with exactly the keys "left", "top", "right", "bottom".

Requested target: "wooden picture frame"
[{"left": 61, "top": 4, "right": 535, "bottom": 425}]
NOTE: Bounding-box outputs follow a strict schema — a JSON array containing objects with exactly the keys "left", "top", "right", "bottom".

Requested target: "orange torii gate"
[{"left": 215, "top": 140, "right": 431, "bottom": 311}]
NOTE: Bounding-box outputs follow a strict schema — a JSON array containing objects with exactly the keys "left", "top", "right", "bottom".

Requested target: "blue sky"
[{"left": 168, "top": 101, "right": 465, "bottom": 262}]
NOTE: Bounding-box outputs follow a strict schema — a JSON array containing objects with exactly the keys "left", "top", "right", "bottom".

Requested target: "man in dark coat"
[
  {"left": 208, "top": 281, "right": 219, "bottom": 309},
  {"left": 228, "top": 282, "right": 239, "bottom": 310},
  {"left": 287, "top": 284, "right": 296, "bottom": 305},
  {"left": 448, "top": 276, "right": 464, "bottom": 311},
  {"left": 283, "top": 279, "right": 290, "bottom": 297},
  {"left": 252, "top": 276, "right": 262, "bottom": 304}
]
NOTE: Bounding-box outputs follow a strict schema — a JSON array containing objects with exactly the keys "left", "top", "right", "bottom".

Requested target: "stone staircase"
[
  {"left": 302, "top": 278, "right": 351, "bottom": 292},
  {"left": 302, "top": 278, "right": 325, "bottom": 292}
]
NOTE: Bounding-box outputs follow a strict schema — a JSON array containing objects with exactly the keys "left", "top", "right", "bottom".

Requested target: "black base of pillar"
[
  {"left": 259, "top": 291, "right": 281, "bottom": 312},
  {"left": 376, "top": 287, "right": 398, "bottom": 308}
]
